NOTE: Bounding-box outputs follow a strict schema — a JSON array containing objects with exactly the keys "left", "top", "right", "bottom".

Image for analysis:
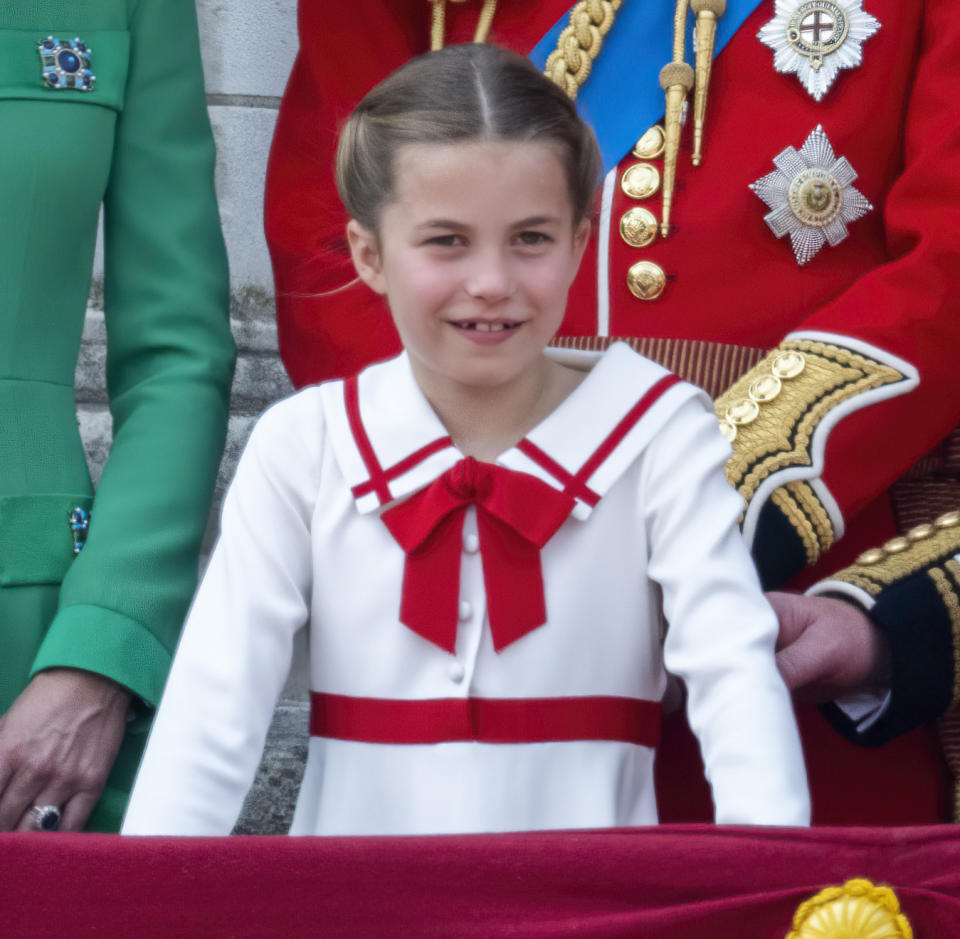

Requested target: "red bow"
[{"left": 380, "top": 458, "right": 577, "bottom": 653}]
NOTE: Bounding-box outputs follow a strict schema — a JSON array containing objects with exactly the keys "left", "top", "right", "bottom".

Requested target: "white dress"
[{"left": 122, "top": 343, "right": 810, "bottom": 835}]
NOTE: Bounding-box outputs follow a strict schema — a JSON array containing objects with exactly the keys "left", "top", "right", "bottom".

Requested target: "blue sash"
[{"left": 529, "top": 0, "right": 763, "bottom": 173}]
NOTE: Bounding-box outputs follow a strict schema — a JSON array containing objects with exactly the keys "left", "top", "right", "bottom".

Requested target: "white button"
[
  {"left": 463, "top": 532, "right": 480, "bottom": 554},
  {"left": 458, "top": 600, "right": 472, "bottom": 621},
  {"left": 448, "top": 661, "right": 466, "bottom": 683}
]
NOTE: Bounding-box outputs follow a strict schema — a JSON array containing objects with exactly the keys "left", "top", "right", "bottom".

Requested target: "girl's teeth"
[{"left": 454, "top": 321, "right": 518, "bottom": 331}]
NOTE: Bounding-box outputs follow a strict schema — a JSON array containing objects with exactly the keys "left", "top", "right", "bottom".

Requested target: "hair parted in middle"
[{"left": 335, "top": 43, "right": 602, "bottom": 235}]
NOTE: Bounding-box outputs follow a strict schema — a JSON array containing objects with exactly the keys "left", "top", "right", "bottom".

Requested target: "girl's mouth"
[{"left": 450, "top": 320, "right": 523, "bottom": 332}]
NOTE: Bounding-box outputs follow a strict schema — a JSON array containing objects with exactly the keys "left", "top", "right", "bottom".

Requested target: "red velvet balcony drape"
[{"left": 2, "top": 825, "right": 959, "bottom": 937}]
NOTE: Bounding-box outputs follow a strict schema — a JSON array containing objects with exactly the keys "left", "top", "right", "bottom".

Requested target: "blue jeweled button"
[{"left": 37, "top": 36, "right": 95, "bottom": 91}]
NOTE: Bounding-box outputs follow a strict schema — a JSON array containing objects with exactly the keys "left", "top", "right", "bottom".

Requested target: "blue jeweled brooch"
[
  {"left": 38, "top": 36, "right": 96, "bottom": 91},
  {"left": 69, "top": 506, "right": 91, "bottom": 555}
]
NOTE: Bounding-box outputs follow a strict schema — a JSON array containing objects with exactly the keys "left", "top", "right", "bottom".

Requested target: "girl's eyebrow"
[
  {"left": 414, "top": 219, "right": 469, "bottom": 231},
  {"left": 512, "top": 215, "right": 562, "bottom": 228},
  {"left": 414, "top": 215, "right": 563, "bottom": 231}
]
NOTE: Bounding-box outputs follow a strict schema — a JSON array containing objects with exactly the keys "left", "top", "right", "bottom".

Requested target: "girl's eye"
[
  {"left": 424, "top": 234, "right": 464, "bottom": 247},
  {"left": 515, "top": 231, "right": 551, "bottom": 246}
]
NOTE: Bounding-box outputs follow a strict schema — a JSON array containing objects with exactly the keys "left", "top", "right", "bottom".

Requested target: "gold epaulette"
[{"left": 715, "top": 338, "right": 906, "bottom": 563}]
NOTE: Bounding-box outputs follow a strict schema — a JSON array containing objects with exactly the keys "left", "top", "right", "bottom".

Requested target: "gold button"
[
  {"left": 935, "top": 510, "right": 960, "bottom": 529},
  {"left": 771, "top": 350, "right": 806, "bottom": 380},
  {"left": 882, "top": 536, "right": 910, "bottom": 554},
  {"left": 907, "top": 523, "right": 935, "bottom": 542},
  {"left": 619, "top": 207, "right": 658, "bottom": 248},
  {"left": 718, "top": 420, "right": 737, "bottom": 443},
  {"left": 726, "top": 398, "right": 761, "bottom": 426},
  {"left": 857, "top": 548, "right": 886, "bottom": 566},
  {"left": 749, "top": 374, "right": 782, "bottom": 404},
  {"left": 620, "top": 163, "right": 661, "bottom": 200},
  {"left": 632, "top": 124, "right": 666, "bottom": 160},
  {"left": 626, "top": 260, "right": 667, "bottom": 301}
]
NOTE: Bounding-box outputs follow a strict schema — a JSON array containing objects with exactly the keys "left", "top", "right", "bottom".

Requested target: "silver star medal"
[
  {"left": 758, "top": 0, "right": 880, "bottom": 101},
  {"left": 750, "top": 125, "right": 872, "bottom": 265}
]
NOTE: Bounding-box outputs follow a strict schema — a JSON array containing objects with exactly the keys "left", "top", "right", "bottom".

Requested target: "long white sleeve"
[
  {"left": 643, "top": 398, "right": 810, "bottom": 825},
  {"left": 122, "top": 392, "right": 322, "bottom": 835}
]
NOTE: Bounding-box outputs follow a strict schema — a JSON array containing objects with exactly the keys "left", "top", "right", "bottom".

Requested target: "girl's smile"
[{"left": 448, "top": 318, "right": 524, "bottom": 341}]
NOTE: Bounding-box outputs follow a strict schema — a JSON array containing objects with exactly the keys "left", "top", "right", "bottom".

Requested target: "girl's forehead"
[{"left": 391, "top": 140, "right": 573, "bottom": 218}]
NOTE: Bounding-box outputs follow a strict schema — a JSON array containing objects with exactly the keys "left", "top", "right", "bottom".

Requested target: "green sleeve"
[{"left": 31, "top": 0, "right": 235, "bottom": 708}]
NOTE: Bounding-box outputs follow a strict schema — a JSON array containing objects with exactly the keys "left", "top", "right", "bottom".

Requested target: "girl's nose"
[{"left": 464, "top": 250, "right": 514, "bottom": 302}]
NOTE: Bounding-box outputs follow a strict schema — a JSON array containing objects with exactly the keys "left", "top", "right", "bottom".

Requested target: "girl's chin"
[
  {"left": 432, "top": 358, "right": 531, "bottom": 391},
  {"left": 407, "top": 338, "right": 553, "bottom": 393}
]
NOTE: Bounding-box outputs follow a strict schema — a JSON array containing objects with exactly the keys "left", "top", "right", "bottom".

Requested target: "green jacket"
[{"left": 0, "top": 0, "right": 233, "bottom": 722}]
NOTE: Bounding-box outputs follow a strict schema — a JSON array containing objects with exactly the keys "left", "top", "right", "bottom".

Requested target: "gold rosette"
[{"left": 787, "top": 878, "right": 912, "bottom": 939}]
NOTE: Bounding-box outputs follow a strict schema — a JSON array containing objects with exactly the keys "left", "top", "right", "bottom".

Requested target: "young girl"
[{"left": 122, "top": 44, "right": 809, "bottom": 835}]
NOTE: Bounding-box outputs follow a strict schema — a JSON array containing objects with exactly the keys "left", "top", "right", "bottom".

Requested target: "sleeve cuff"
[
  {"left": 29, "top": 603, "right": 172, "bottom": 708},
  {"left": 833, "top": 689, "right": 891, "bottom": 732},
  {"left": 816, "top": 571, "right": 954, "bottom": 746}
]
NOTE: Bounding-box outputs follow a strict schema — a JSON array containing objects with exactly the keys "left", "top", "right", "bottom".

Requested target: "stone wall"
[{"left": 76, "top": 0, "right": 306, "bottom": 833}]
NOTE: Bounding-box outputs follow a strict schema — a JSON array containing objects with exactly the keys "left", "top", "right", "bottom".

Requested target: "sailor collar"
[{"left": 320, "top": 342, "right": 701, "bottom": 521}]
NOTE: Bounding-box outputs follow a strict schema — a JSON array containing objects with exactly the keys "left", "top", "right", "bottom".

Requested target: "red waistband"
[{"left": 310, "top": 692, "right": 661, "bottom": 746}]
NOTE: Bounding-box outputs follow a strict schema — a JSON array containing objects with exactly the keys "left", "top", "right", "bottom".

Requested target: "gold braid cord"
[
  {"left": 947, "top": 558, "right": 960, "bottom": 707},
  {"left": 937, "top": 701, "right": 960, "bottom": 823},
  {"left": 930, "top": 559, "right": 960, "bottom": 708},
  {"left": 787, "top": 879, "right": 913, "bottom": 939},
  {"left": 429, "top": 0, "right": 499, "bottom": 51},
  {"left": 934, "top": 558, "right": 960, "bottom": 822},
  {"left": 715, "top": 339, "right": 906, "bottom": 550},
  {"left": 771, "top": 481, "right": 835, "bottom": 566},
  {"left": 825, "top": 509, "right": 960, "bottom": 599},
  {"left": 544, "top": 0, "right": 622, "bottom": 99}
]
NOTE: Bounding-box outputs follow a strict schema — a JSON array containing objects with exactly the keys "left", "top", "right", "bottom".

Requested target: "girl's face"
[{"left": 348, "top": 140, "right": 590, "bottom": 399}]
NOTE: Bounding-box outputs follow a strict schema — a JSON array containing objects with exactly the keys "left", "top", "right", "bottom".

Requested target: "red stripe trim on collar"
[
  {"left": 575, "top": 373, "right": 683, "bottom": 488},
  {"left": 519, "top": 373, "right": 683, "bottom": 504},
  {"left": 515, "top": 439, "right": 601, "bottom": 506},
  {"left": 345, "top": 370, "right": 682, "bottom": 508},
  {"left": 351, "top": 436, "right": 454, "bottom": 500},
  {"left": 310, "top": 692, "right": 661, "bottom": 746},
  {"left": 343, "top": 376, "right": 391, "bottom": 504}
]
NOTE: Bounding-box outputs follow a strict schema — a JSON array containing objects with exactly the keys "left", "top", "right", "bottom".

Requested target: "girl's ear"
[
  {"left": 574, "top": 217, "right": 591, "bottom": 255},
  {"left": 346, "top": 219, "right": 387, "bottom": 295},
  {"left": 569, "top": 217, "right": 592, "bottom": 279}
]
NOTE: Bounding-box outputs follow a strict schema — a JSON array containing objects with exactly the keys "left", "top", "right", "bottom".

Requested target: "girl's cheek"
[{"left": 411, "top": 264, "right": 460, "bottom": 294}]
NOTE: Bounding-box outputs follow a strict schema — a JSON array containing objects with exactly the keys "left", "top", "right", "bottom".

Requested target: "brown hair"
[{"left": 336, "top": 43, "right": 601, "bottom": 233}]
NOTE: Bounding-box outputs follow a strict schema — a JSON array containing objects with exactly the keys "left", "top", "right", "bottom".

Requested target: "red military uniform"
[{"left": 264, "top": 1, "right": 960, "bottom": 823}]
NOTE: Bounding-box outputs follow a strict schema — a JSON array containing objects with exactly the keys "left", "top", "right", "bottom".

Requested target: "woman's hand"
[
  {"left": 768, "top": 591, "right": 891, "bottom": 703},
  {"left": 0, "top": 669, "right": 130, "bottom": 831}
]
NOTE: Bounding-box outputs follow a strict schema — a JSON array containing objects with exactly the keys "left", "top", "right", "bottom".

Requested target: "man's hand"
[
  {"left": 0, "top": 669, "right": 130, "bottom": 831},
  {"left": 767, "top": 591, "right": 891, "bottom": 703}
]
